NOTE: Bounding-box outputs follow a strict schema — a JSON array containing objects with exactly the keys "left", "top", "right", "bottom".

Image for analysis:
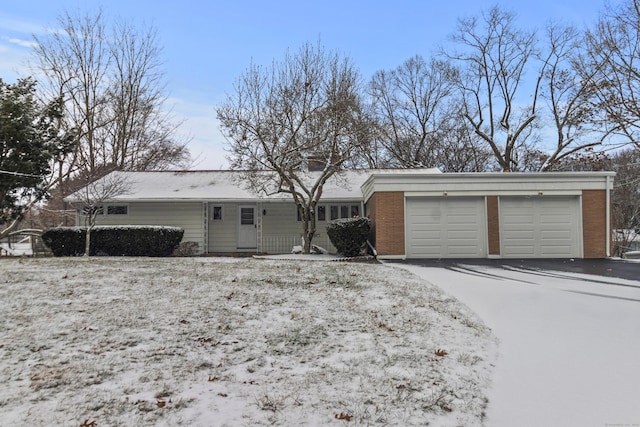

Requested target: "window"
[
  {"left": 298, "top": 206, "right": 329, "bottom": 221},
  {"left": 212, "top": 206, "right": 223, "bottom": 221},
  {"left": 107, "top": 205, "right": 128, "bottom": 215},
  {"left": 328, "top": 204, "right": 361, "bottom": 220},
  {"left": 81, "top": 205, "right": 103, "bottom": 216},
  {"left": 340, "top": 205, "right": 349, "bottom": 219},
  {"left": 330, "top": 206, "right": 339, "bottom": 220},
  {"left": 317, "top": 205, "right": 326, "bottom": 221},
  {"left": 240, "top": 207, "right": 254, "bottom": 225}
]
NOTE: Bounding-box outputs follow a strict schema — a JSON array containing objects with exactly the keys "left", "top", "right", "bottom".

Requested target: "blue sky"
[{"left": 1, "top": 0, "right": 611, "bottom": 169}]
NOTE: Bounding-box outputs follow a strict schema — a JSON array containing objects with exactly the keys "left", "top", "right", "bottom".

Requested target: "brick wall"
[
  {"left": 582, "top": 190, "right": 609, "bottom": 258},
  {"left": 367, "top": 191, "right": 608, "bottom": 258},
  {"left": 487, "top": 196, "right": 501, "bottom": 256},
  {"left": 368, "top": 192, "right": 405, "bottom": 256}
]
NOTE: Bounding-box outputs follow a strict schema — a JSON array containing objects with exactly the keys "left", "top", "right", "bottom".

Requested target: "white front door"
[{"left": 238, "top": 205, "right": 257, "bottom": 249}]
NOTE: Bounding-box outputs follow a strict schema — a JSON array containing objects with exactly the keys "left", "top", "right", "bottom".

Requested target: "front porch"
[{"left": 206, "top": 200, "right": 359, "bottom": 255}]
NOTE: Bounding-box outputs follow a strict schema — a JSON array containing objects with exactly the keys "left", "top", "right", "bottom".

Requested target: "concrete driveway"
[{"left": 391, "top": 259, "right": 640, "bottom": 427}]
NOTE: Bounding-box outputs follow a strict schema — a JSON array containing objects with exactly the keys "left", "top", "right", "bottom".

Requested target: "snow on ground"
[
  {"left": 0, "top": 243, "right": 33, "bottom": 257},
  {"left": 0, "top": 257, "right": 495, "bottom": 426},
  {"left": 392, "top": 262, "right": 640, "bottom": 427}
]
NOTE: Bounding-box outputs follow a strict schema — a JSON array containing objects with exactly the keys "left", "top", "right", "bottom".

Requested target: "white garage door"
[
  {"left": 406, "top": 197, "right": 487, "bottom": 258},
  {"left": 500, "top": 196, "right": 581, "bottom": 258}
]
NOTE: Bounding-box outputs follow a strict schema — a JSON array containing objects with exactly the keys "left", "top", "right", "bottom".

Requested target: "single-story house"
[{"left": 65, "top": 169, "right": 615, "bottom": 259}]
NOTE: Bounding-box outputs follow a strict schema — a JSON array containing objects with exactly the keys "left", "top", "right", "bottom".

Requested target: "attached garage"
[
  {"left": 406, "top": 197, "right": 486, "bottom": 258},
  {"left": 363, "top": 171, "right": 614, "bottom": 259},
  {"left": 500, "top": 196, "right": 581, "bottom": 258}
]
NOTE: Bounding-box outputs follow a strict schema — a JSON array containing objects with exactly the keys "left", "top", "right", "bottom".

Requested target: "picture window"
[{"left": 107, "top": 205, "right": 128, "bottom": 215}]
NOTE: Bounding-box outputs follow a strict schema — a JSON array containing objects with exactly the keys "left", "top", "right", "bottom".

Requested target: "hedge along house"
[
  {"left": 363, "top": 171, "right": 615, "bottom": 259},
  {"left": 65, "top": 169, "right": 615, "bottom": 258}
]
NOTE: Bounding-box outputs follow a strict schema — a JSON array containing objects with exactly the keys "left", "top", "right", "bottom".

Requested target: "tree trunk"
[
  {"left": 84, "top": 226, "right": 92, "bottom": 256},
  {"left": 301, "top": 205, "right": 316, "bottom": 254}
]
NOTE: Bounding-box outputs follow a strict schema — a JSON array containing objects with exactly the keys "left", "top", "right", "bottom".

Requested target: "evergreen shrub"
[{"left": 326, "top": 217, "right": 371, "bottom": 257}]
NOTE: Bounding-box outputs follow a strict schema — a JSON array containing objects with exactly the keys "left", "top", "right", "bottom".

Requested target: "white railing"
[{"left": 261, "top": 234, "right": 336, "bottom": 254}]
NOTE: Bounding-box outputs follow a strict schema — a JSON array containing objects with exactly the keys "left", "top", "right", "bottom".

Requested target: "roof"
[
  {"left": 65, "top": 168, "right": 442, "bottom": 203},
  {"left": 361, "top": 170, "right": 616, "bottom": 201}
]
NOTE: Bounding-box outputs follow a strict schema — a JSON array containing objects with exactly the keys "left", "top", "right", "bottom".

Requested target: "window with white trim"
[
  {"left": 317, "top": 205, "right": 326, "bottom": 221},
  {"left": 212, "top": 205, "right": 223, "bottom": 221},
  {"left": 81, "top": 205, "right": 104, "bottom": 216},
  {"left": 106, "top": 205, "right": 128, "bottom": 215},
  {"left": 330, "top": 205, "right": 339, "bottom": 220},
  {"left": 329, "top": 204, "right": 360, "bottom": 220}
]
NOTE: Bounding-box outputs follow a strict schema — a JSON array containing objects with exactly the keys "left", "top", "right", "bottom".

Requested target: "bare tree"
[
  {"left": 217, "top": 42, "right": 369, "bottom": 253},
  {"left": 73, "top": 170, "right": 131, "bottom": 256},
  {"left": 433, "top": 104, "right": 495, "bottom": 171},
  {"left": 106, "top": 19, "right": 189, "bottom": 171},
  {"left": 585, "top": 0, "right": 640, "bottom": 148},
  {"left": 537, "top": 24, "right": 610, "bottom": 170},
  {"left": 445, "top": 6, "right": 543, "bottom": 172},
  {"left": 31, "top": 9, "right": 190, "bottom": 177},
  {"left": 609, "top": 148, "right": 640, "bottom": 256},
  {"left": 369, "top": 55, "right": 457, "bottom": 168}
]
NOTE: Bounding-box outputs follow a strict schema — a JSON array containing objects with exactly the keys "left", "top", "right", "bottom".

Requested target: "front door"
[{"left": 238, "top": 205, "right": 257, "bottom": 249}]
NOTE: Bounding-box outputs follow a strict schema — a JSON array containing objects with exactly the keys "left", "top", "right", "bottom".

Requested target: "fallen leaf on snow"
[{"left": 335, "top": 412, "right": 353, "bottom": 421}]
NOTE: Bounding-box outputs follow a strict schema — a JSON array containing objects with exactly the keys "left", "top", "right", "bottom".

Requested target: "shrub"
[
  {"left": 41, "top": 227, "right": 85, "bottom": 256},
  {"left": 326, "top": 217, "right": 371, "bottom": 257},
  {"left": 42, "top": 226, "right": 184, "bottom": 257}
]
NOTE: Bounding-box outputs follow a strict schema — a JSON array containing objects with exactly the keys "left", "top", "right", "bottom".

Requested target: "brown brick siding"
[
  {"left": 582, "top": 190, "right": 608, "bottom": 258},
  {"left": 367, "top": 192, "right": 405, "bottom": 256},
  {"left": 487, "top": 196, "right": 501, "bottom": 256}
]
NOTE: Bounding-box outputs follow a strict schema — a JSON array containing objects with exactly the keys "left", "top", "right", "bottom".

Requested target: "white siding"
[
  {"left": 261, "top": 202, "right": 339, "bottom": 254},
  {"left": 208, "top": 203, "right": 239, "bottom": 252},
  {"left": 93, "top": 202, "right": 205, "bottom": 253},
  {"left": 500, "top": 196, "right": 581, "bottom": 258},
  {"left": 406, "top": 197, "right": 487, "bottom": 258}
]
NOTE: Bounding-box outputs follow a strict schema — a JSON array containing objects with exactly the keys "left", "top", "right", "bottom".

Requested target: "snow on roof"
[{"left": 65, "top": 168, "right": 442, "bottom": 203}]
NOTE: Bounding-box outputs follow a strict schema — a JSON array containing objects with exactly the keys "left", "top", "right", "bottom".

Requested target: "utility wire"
[{"left": 0, "top": 169, "right": 43, "bottom": 178}]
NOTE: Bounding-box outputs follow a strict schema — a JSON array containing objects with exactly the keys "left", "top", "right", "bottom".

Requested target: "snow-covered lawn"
[
  {"left": 395, "top": 262, "right": 640, "bottom": 427},
  {"left": 0, "top": 258, "right": 495, "bottom": 426}
]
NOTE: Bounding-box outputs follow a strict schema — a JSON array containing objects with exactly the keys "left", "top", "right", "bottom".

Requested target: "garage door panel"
[
  {"left": 500, "top": 196, "right": 580, "bottom": 258},
  {"left": 504, "top": 217, "right": 534, "bottom": 226},
  {"left": 407, "top": 197, "right": 486, "bottom": 258},
  {"left": 412, "top": 232, "right": 441, "bottom": 239},
  {"left": 541, "top": 231, "right": 572, "bottom": 239},
  {"left": 540, "top": 216, "right": 572, "bottom": 225},
  {"left": 448, "top": 231, "right": 476, "bottom": 239},
  {"left": 503, "top": 230, "right": 534, "bottom": 239}
]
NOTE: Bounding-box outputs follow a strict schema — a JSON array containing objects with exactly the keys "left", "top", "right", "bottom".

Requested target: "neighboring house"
[{"left": 65, "top": 169, "right": 615, "bottom": 259}]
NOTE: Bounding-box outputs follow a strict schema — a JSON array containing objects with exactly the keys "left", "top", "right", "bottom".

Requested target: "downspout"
[{"left": 606, "top": 175, "right": 611, "bottom": 257}]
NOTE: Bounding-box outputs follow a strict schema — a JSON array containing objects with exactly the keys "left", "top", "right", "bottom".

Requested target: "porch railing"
[{"left": 261, "top": 234, "right": 337, "bottom": 254}]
